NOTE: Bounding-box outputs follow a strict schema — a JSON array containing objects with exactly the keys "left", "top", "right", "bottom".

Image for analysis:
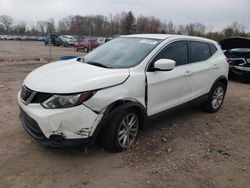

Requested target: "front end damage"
[
  {"left": 18, "top": 91, "right": 105, "bottom": 147},
  {"left": 220, "top": 37, "right": 250, "bottom": 82}
]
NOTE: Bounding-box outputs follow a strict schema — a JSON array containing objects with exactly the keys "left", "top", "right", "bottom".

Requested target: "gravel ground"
[{"left": 0, "top": 41, "right": 250, "bottom": 188}]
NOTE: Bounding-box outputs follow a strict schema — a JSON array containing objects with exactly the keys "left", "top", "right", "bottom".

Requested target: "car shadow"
[
  {"left": 147, "top": 104, "right": 202, "bottom": 129},
  {"left": 40, "top": 104, "right": 203, "bottom": 157}
]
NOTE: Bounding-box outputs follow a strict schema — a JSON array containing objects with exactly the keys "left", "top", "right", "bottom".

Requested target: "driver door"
[{"left": 146, "top": 41, "right": 192, "bottom": 116}]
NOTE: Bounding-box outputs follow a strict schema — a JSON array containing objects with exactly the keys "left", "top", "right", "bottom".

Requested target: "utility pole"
[{"left": 47, "top": 21, "right": 52, "bottom": 62}]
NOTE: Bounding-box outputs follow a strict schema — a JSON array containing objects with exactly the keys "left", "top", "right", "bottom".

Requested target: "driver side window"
[{"left": 153, "top": 41, "right": 188, "bottom": 66}]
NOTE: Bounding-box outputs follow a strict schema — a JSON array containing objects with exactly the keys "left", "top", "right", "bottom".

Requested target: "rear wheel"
[
  {"left": 202, "top": 82, "right": 226, "bottom": 113},
  {"left": 100, "top": 108, "right": 140, "bottom": 152}
]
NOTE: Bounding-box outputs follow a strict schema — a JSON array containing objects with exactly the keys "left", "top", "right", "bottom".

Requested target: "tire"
[
  {"left": 202, "top": 82, "right": 226, "bottom": 113},
  {"left": 100, "top": 108, "right": 140, "bottom": 152}
]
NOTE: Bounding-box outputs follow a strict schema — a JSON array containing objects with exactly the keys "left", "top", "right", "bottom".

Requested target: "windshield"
[{"left": 82, "top": 37, "right": 161, "bottom": 68}]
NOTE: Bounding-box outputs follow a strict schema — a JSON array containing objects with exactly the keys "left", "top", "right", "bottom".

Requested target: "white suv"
[
  {"left": 18, "top": 34, "right": 229, "bottom": 152},
  {"left": 58, "top": 35, "right": 77, "bottom": 46}
]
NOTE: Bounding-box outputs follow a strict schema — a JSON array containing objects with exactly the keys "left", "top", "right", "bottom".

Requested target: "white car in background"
[
  {"left": 18, "top": 34, "right": 229, "bottom": 152},
  {"left": 59, "top": 35, "right": 77, "bottom": 46}
]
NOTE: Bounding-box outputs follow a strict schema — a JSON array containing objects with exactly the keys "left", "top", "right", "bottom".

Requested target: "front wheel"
[
  {"left": 202, "top": 82, "right": 226, "bottom": 113},
  {"left": 100, "top": 109, "right": 140, "bottom": 152}
]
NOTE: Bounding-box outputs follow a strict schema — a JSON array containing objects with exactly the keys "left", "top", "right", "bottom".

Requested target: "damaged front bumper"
[{"left": 18, "top": 92, "right": 103, "bottom": 147}]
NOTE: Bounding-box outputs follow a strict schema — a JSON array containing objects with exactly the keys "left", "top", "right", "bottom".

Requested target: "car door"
[
  {"left": 146, "top": 41, "right": 192, "bottom": 116},
  {"left": 187, "top": 41, "right": 214, "bottom": 99}
]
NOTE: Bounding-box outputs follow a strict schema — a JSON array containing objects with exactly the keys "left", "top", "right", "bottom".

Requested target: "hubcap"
[
  {"left": 118, "top": 113, "right": 139, "bottom": 148},
  {"left": 212, "top": 86, "right": 224, "bottom": 109}
]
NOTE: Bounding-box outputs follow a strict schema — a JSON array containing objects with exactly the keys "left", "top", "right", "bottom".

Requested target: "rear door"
[
  {"left": 146, "top": 41, "right": 192, "bottom": 116},
  {"left": 187, "top": 41, "right": 214, "bottom": 99}
]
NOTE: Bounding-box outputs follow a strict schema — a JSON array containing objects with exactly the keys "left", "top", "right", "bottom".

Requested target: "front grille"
[{"left": 32, "top": 92, "right": 52, "bottom": 103}]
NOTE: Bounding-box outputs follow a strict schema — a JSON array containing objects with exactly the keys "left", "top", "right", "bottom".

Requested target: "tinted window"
[
  {"left": 188, "top": 41, "right": 211, "bottom": 63},
  {"left": 208, "top": 43, "right": 217, "bottom": 55},
  {"left": 154, "top": 41, "right": 187, "bottom": 66}
]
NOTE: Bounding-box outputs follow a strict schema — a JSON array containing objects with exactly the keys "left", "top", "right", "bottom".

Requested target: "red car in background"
[{"left": 74, "top": 38, "right": 100, "bottom": 52}]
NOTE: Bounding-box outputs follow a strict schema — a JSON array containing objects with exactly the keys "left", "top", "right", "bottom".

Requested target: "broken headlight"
[{"left": 41, "top": 91, "right": 95, "bottom": 109}]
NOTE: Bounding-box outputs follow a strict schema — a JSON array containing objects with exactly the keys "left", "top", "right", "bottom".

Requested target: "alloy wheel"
[
  {"left": 117, "top": 113, "right": 139, "bottom": 148},
  {"left": 212, "top": 86, "right": 224, "bottom": 110}
]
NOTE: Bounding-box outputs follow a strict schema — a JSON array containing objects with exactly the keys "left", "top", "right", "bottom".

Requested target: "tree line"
[{"left": 0, "top": 11, "right": 249, "bottom": 41}]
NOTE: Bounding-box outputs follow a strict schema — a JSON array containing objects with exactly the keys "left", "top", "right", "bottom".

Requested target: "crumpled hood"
[{"left": 24, "top": 59, "right": 130, "bottom": 93}]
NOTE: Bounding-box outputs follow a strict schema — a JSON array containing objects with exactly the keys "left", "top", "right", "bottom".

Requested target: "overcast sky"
[{"left": 0, "top": 0, "right": 250, "bottom": 31}]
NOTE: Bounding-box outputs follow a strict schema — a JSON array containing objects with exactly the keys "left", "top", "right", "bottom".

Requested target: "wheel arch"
[
  {"left": 104, "top": 100, "right": 148, "bottom": 128},
  {"left": 93, "top": 100, "right": 148, "bottom": 141},
  {"left": 211, "top": 76, "right": 228, "bottom": 92}
]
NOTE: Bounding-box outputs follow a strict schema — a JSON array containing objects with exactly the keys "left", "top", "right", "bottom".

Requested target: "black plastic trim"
[{"left": 148, "top": 93, "right": 209, "bottom": 120}]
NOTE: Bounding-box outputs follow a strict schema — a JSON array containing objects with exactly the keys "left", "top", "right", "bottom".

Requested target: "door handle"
[
  {"left": 212, "top": 64, "right": 219, "bottom": 69},
  {"left": 184, "top": 71, "right": 192, "bottom": 77}
]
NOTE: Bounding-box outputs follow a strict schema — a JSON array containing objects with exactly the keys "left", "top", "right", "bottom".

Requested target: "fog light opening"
[{"left": 49, "top": 135, "right": 65, "bottom": 146}]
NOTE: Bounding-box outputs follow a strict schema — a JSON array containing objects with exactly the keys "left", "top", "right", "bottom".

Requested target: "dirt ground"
[{"left": 0, "top": 41, "right": 250, "bottom": 188}]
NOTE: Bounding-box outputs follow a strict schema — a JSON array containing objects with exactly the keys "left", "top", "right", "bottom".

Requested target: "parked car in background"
[
  {"left": 18, "top": 34, "right": 229, "bottom": 152},
  {"left": 0, "top": 35, "right": 43, "bottom": 41},
  {"left": 97, "top": 37, "right": 105, "bottom": 45},
  {"left": 220, "top": 37, "right": 250, "bottom": 82},
  {"left": 44, "top": 34, "right": 61, "bottom": 46},
  {"left": 97, "top": 37, "right": 113, "bottom": 45},
  {"left": 74, "top": 35, "right": 86, "bottom": 42},
  {"left": 74, "top": 38, "right": 99, "bottom": 52},
  {"left": 58, "top": 35, "right": 77, "bottom": 46}
]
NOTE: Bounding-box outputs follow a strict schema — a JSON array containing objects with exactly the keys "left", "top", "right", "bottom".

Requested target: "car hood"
[
  {"left": 220, "top": 37, "right": 250, "bottom": 50},
  {"left": 24, "top": 59, "right": 130, "bottom": 93}
]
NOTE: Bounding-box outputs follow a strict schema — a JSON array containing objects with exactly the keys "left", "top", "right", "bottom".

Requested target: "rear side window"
[
  {"left": 154, "top": 41, "right": 187, "bottom": 66},
  {"left": 208, "top": 43, "right": 217, "bottom": 55},
  {"left": 188, "top": 41, "right": 211, "bottom": 63}
]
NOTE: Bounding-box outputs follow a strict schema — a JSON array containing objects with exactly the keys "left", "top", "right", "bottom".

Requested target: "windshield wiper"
[{"left": 86, "top": 61, "right": 112, "bottom": 68}]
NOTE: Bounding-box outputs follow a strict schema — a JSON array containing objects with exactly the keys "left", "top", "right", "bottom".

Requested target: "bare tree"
[
  {"left": 57, "top": 17, "right": 71, "bottom": 34},
  {"left": 185, "top": 23, "right": 207, "bottom": 36},
  {"left": 12, "top": 21, "right": 26, "bottom": 34},
  {"left": 121, "top": 11, "right": 136, "bottom": 34},
  {"left": 223, "top": 21, "right": 246, "bottom": 37},
  {"left": 136, "top": 16, "right": 149, "bottom": 33},
  {"left": 36, "top": 21, "right": 47, "bottom": 35},
  {"left": 162, "top": 21, "right": 176, "bottom": 34},
  {"left": 0, "top": 15, "right": 14, "bottom": 33},
  {"left": 1, "top": 12, "right": 249, "bottom": 41},
  {"left": 93, "top": 15, "right": 106, "bottom": 36},
  {"left": 148, "top": 16, "right": 161, "bottom": 33}
]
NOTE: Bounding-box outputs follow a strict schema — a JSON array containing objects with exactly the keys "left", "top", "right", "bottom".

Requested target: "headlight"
[{"left": 41, "top": 91, "right": 95, "bottom": 109}]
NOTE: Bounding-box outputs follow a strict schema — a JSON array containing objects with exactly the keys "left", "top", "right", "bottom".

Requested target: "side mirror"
[{"left": 152, "top": 59, "right": 176, "bottom": 71}]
